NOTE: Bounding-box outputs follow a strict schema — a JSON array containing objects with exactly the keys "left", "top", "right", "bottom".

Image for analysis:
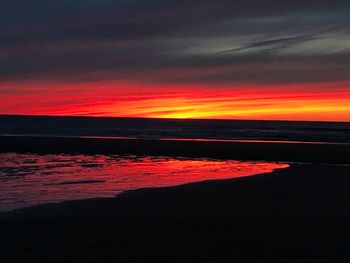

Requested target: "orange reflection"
[{"left": 0, "top": 153, "right": 289, "bottom": 211}]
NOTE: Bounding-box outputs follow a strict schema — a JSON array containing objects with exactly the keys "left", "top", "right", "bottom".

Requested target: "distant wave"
[{"left": 1, "top": 115, "right": 350, "bottom": 143}]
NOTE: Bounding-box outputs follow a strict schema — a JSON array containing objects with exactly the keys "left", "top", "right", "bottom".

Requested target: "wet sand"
[{"left": 2, "top": 163, "right": 350, "bottom": 262}]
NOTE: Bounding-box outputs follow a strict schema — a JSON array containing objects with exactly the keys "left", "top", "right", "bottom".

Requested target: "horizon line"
[{"left": 1, "top": 113, "right": 349, "bottom": 124}]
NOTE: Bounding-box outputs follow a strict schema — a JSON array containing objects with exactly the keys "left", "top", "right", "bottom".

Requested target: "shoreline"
[
  {"left": 2, "top": 136, "right": 350, "bottom": 261},
  {"left": 0, "top": 163, "right": 290, "bottom": 216},
  {"left": 2, "top": 163, "right": 350, "bottom": 219},
  {"left": 2, "top": 163, "right": 350, "bottom": 261}
]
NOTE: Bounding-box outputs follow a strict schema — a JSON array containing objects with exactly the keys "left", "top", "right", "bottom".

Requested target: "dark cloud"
[
  {"left": 217, "top": 35, "right": 316, "bottom": 54},
  {"left": 0, "top": 0, "right": 350, "bottom": 86}
]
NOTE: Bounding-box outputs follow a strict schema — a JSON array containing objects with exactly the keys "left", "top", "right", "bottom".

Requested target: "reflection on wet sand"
[{"left": 0, "top": 153, "right": 288, "bottom": 211}]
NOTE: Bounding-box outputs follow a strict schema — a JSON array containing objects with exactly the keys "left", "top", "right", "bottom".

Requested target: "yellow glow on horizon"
[
  {"left": 1, "top": 81, "right": 350, "bottom": 122},
  {"left": 95, "top": 94, "right": 350, "bottom": 121}
]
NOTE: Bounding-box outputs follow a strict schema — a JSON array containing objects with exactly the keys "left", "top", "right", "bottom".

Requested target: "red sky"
[{"left": 1, "top": 80, "right": 350, "bottom": 122}]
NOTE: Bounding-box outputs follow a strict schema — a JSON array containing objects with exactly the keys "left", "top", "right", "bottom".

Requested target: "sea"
[
  {"left": 1, "top": 115, "right": 349, "bottom": 211},
  {"left": 1, "top": 115, "right": 350, "bottom": 143}
]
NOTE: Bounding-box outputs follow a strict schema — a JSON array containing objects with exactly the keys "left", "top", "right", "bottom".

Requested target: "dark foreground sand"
[
  {"left": 1, "top": 136, "right": 350, "bottom": 262},
  {"left": 2, "top": 163, "right": 350, "bottom": 262}
]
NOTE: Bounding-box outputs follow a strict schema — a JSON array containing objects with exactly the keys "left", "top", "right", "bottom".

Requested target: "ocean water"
[
  {"left": 1, "top": 115, "right": 350, "bottom": 143},
  {"left": 0, "top": 153, "right": 288, "bottom": 211}
]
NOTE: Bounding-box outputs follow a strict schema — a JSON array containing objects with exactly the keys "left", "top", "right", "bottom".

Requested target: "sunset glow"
[{"left": 1, "top": 81, "right": 350, "bottom": 121}]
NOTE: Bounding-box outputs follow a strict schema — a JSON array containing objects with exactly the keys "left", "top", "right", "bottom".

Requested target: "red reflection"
[{"left": 0, "top": 153, "right": 289, "bottom": 211}]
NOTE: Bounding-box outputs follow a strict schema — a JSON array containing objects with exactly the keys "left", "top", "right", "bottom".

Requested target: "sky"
[{"left": 1, "top": 0, "right": 350, "bottom": 121}]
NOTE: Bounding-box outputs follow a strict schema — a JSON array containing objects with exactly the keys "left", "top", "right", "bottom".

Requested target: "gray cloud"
[
  {"left": 216, "top": 35, "right": 316, "bottom": 54},
  {"left": 0, "top": 0, "right": 350, "bottom": 86}
]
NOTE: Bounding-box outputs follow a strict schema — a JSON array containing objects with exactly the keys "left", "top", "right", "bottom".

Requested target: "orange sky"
[{"left": 1, "top": 80, "right": 350, "bottom": 122}]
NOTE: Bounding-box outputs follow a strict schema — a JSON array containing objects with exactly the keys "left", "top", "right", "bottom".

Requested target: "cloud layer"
[{"left": 0, "top": 0, "right": 349, "bottom": 85}]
